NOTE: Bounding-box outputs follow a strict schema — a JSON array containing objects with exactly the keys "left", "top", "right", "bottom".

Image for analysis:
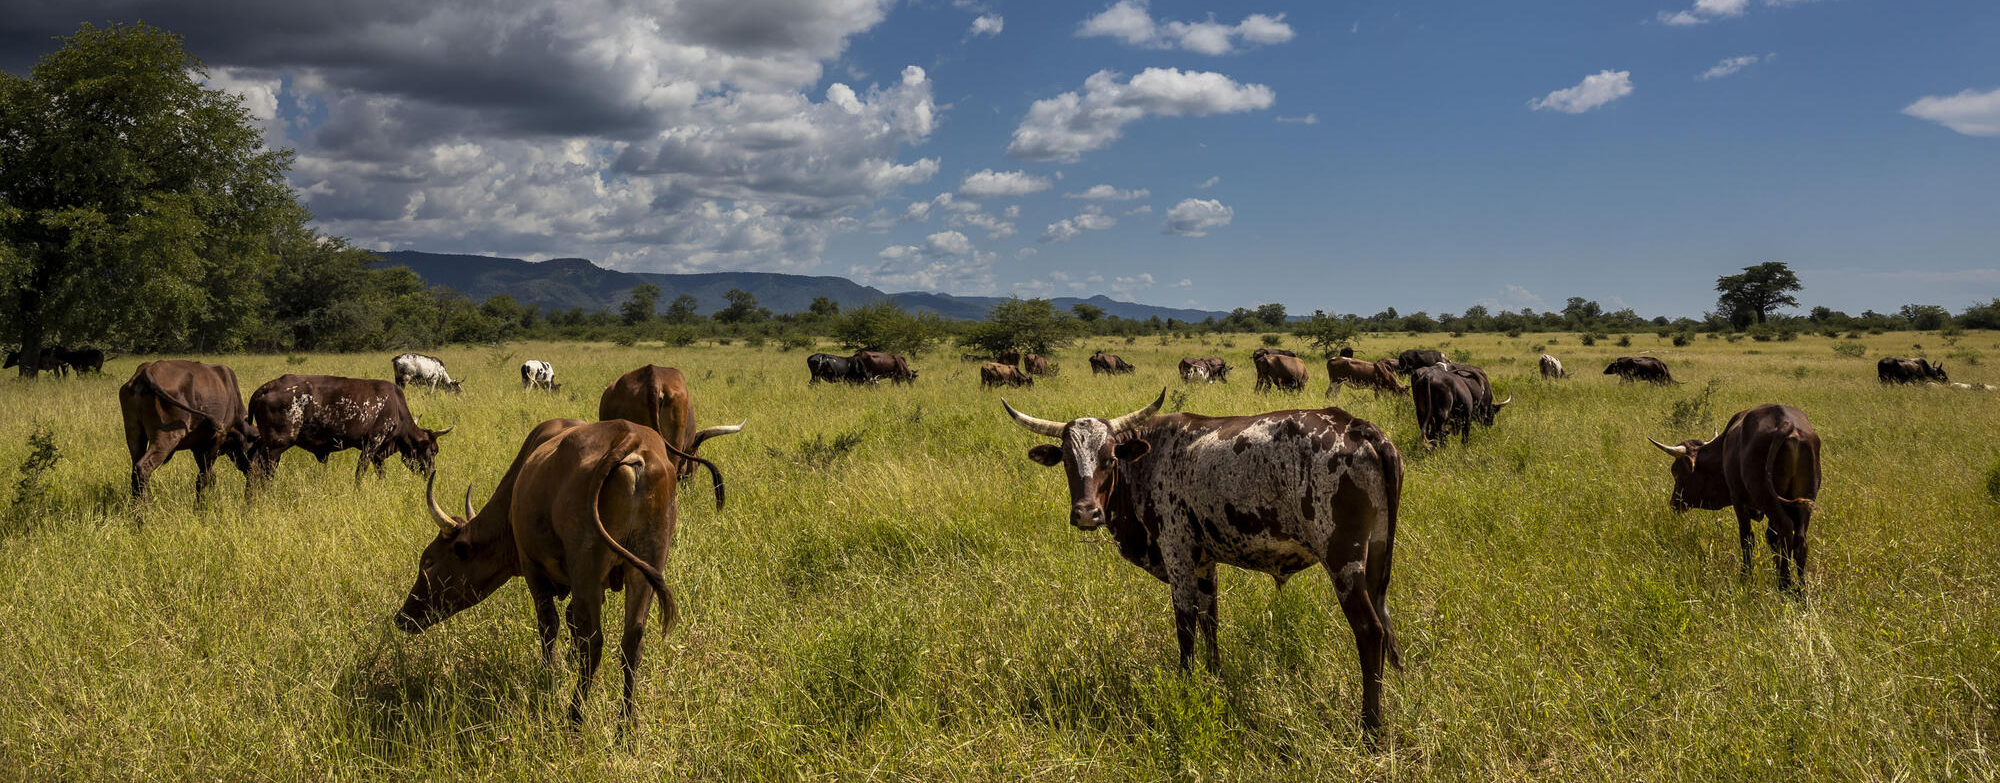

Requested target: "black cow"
[
  {"left": 1605, "top": 356, "right": 1678, "bottom": 384},
  {"left": 55, "top": 346, "right": 104, "bottom": 374},
  {"left": 5, "top": 349, "right": 69, "bottom": 377},
  {"left": 1648, "top": 405, "right": 1822, "bottom": 592},
  {"left": 807, "top": 353, "right": 869, "bottom": 384},
  {"left": 1445, "top": 363, "right": 1510, "bottom": 426},
  {"left": 1876, "top": 357, "right": 1947, "bottom": 384},
  {"left": 1393, "top": 349, "right": 1446, "bottom": 375},
  {"left": 1410, "top": 366, "right": 1476, "bottom": 446},
  {"left": 248, "top": 374, "right": 452, "bottom": 485}
]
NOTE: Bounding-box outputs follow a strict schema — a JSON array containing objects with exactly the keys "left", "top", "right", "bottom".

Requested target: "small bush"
[
  {"left": 1747, "top": 325, "right": 1775, "bottom": 342},
  {"left": 1260, "top": 334, "right": 1282, "bottom": 347},
  {"left": 714, "top": 337, "right": 733, "bottom": 346},
  {"left": 1987, "top": 460, "right": 2000, "bottom": 505},
  {"left": 285, "top": 354, "right": 309, "bottom": 366},
  {"left": 1662, "top": 379, "right": 1723, "bottom": 433},
  {"left": 1126, "top": 336, "right": 1138, "bottom": 346},
  {"left": 1451, "top": 349, "right": 1474, "bottom": 363},
  {"left": 666, "top": 328, "right": 698, "bottom": 347},
  {"left": 780, "top": 333, "right": 815, "bottom": 352},
  {"left": 1505, "top": 329, "right": 1522, "bottom": 338},
  {"left": 1705, "top": 333, "right": 1719, "bottom": 340},
  {"left": 1580, "top": 334, "right": 1597, "bottom": 346},
  {"left": 744, "top": 334, "right": 767, "bottom": 348},
  {"left": 12, "top": 425, "right": 60, "bottom": 516},
  {"left": 1844, "top": 331, "right": 1860, "bottom": 339},
  {"left": 1725, "top": 334, "right": 1744, "bottom": 343},
  {"left": 1833, "top": 341, "right": 1866, "bottom": 359},
  {"left": 1617, "top": 335, "right": 1633, "bottom": 348},
  {"left": 1530, "top": 344, "right": 1545, "bottom": 353},
  {"left": 1672, "top": 332, "right": 1692, "bottom": 347},
  {"left": 611, "top": 332, "right": 638, "bottom": 347}
]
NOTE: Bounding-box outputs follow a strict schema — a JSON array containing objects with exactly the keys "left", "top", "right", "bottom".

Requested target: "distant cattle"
[
  {"left": 520, "top": 360, "right": 560, "bottom": 391},
  {"left": 392, "top": 353, "right": 462, "bottom": 393},
  {"left": 1446, "top": 363, "right": 1509, "bottom": 427},
  {"left": 1024, "top": 353, "right": 1051, "bottom": 375},
  {"left": 807, "top": 353, "right": 869, "bottom": 384},
  {"left": 980, "top": 362, "right": 1034, "bottom": 388},
  {"left": 1605, "top": 356, "right": 1677, "bottom": 384},
  {"left": 395, "top": 418, "right": 692, "bottom": 726},
  {"left": 598, "top": 364, "right": 741, "bottom": 489},
  {"left": 248, "top": 374, "right": 452, "bottom": 484},
  {"left": 55, "top": 346, "right": 104, "bottom": 374},
  {"left": 1410, "top": 366, "right": 1475, "bottom": 447},
  {"left": 853, "top": 351, "right": 918, "bottom": 384},
  {"left": 1877, "top": 357, "right": 1947, "bottom": 385},
  {"left": 5, "top": 349, "right": 69, "bottom": 377},
  {"left": 1253, "top": 353, "right": 1308, "bottom": 392},
  {"left": 1003, "top": 392, "right": 1404, "bottom": 731},
  {"left": 1393, "top": 349, "right": 1446, "bottom": 375},
  {"left": 997, "top": 349, "right": 1021, "bottom": 367},
  {"left": 1178, "top": 357, "right": 1230, "bottom": 383},
  {"left": 1539, "top": 354, "right": 1565, "bottom": 379},
  {"left": 1090, "top": 352, "right": 1135, "bottom": 374},
  {"left": 119, "top": 360, "right": 256, "bottom": 502},
  {"left": 1648, "top": 404, "right": 1821, "bottom": 593},
  {"left": 1325, "top": 357, "right": 1405, "bottom": 396}
]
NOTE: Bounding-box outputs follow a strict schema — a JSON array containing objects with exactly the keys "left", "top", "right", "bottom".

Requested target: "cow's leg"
[
  {"left": 1194, "top": 562, "right": 1220, "bottom": 672},
  {"left": 1791, "top": 506, "right": 1811, "bottom": 594},
  {"left": 525, "top": 570, "right": 563, "bottom": 667},
  {"left": 564, "top": 589, "right": 606, "bottom": 725},
  {"left": 1329, "top": 557, "right": 1388, "bottom": 733},
  {"left": 1765, "top": 523, "right": 1791, "bottom": 592},
  {"left": 1735, "top": 508, "right": 1758, "bottom": 580},
  {"left": 191, "top": 448, "right": 217, "bottom": 502},
  {"left": 132, "top": 431, "right": 184, "bottom": 501},
  {"left": 618, "top": 568, "right": 656, "bottom": 724},
  {"left": 1163, "top": 553, "right": 1202, "bottom": 671}
]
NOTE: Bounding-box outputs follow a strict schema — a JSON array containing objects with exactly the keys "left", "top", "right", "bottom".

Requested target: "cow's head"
[
  {"left": 396, "top": 474, "right": 515, "bottom": 632},
  {"left": 400, "top": 424, "right": 454, "bottom": 474},
  {"left": 1005, "top": 391, "right": 1163, "bottom": 531},
  {"left": 222, "top": 419, "right": 258, "bottom": 475},
  {"left": 447, "top": 379, "right": 463, "bottom": 393},
  {"left": 1478, "top": 395, "right": 1512, "bottom": 426},
  {"left": 1647, "top": 433, "right": 1720, "bottom": 512},
  {"left": 1212, "top": 361, "right": 1231, "bottom": 380},
  {"left": 1927, "top": 362, "right": 1948, "bottom": 382}
]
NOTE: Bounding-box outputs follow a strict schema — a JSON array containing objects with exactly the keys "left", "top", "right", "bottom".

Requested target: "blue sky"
[{"left": 4, "top": 0, "right": 1996, "bottom": 316}]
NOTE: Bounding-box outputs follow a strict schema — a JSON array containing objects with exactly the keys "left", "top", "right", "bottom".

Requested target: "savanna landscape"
[{"left": 3, "top": 332, "right": 1996, "bottom": 780}]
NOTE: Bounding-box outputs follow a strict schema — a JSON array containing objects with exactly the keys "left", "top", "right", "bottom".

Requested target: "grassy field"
[{"left": 1, "top": 331, "right": 1997, "bottom": 780}]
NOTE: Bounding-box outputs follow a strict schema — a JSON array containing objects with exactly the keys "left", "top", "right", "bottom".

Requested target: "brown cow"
[
  {"left": 1090, "top": 352, "right": 1135, "bottom": 374},
  {"left": 1023, "top": 353, "right": 1051, "bottom": 375},
  {"left": 1648, "top": 404, "right": 1822, "bottom": 593},
  {"left": 1605, "top": 356, "right": 1678, "bottom": 384},
  {"left": 853, "top": 351, "right": 918, "bottom": 384},
  {"left": 247, "top": 374, "right": 451, "bottom": 485},
  {"left": 598, "top": 365, "right": 742, "bottom": 486},
  {"left": 997, "top": 348, "right": 1021, "bottom": 366},
  {"left": 1178, "top": 357, "right": 1230, "bottom": 383},
  {"left": 119, "top": 360, "right": 256, "bottom": 502},
  {"left": 981, "top": 362, "right": 1034, "bottom": 388},
  {"left": 1325, "top": 357, "right": 1406, "bottom": 396},
  {"left": 395, "top": 418, "right": 688, "bottom": 725},
  {"left": 1253, "top": 353, "right": 1308, "bottom": 392}
]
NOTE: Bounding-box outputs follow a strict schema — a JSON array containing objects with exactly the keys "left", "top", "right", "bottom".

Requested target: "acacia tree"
[
  {"left": 0, "top": 23, "right": 295, "bottom": 374},
  {"left": 620, "top": 283, "right": 661, "bottom": 326},
  {"left": 960, "top": 298, "right": 1080, "bottom": 356},
  {"left": 1715, "top": 261, "right": 1802, "bottom": 328}
]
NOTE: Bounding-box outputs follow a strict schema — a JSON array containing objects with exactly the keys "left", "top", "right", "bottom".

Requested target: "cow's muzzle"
[{"left": 1070, "top": 501, "right": 1106, "bottom": 531}]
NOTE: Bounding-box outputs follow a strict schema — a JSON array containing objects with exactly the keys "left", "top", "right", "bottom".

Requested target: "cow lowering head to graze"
[
  {"left": 1024, "top": 353, "right": 1051, "bottom": 375},
  {"left": 1446, "top": 363, "right": 1510, "bottom": 427},
  {"left": 1090, "top": 352, "right": 1135, "bottom": 374},
  {"left": 1325, "top": 357, "right": 1407, "bottom": 396},
  {"left": 395, "top": 418, "right": 692, "bottom": 726},
  {"left": 1877, "top": 357, "right": 1946, "bottom": 384},
  {"left": 997, "top": 348, "right": 1021, "bottom": 367},
  {"left": 980, "top": 362, "right": 1034, "bottom": 388},
  {"left": 248, "top": 374, "right": 453, "bottom": 485},
  {"left": 806, "top": 353, "right": 870, "bottom": 384},
  {"left": 1539, "top": 354, "right": 1565, "bottom": 379},
  {"left": 598, "top": 364, "right": 741, "bottom": 489},
  {"left": 1410, "top": 366, "right": 1474, "bottom": 447},
  {"left": 520, "top": 360, "right": 561, "bottom": 392},
  {"left": 1250, "top": 347, "right": 1296, "bottom": 363},
  {"left": 1178, "top": 357, "right": 1230, "bottom": 383},
  {"left": 1393, "top": 349, "right": 1446, "bottom": 375},
  {"left": 1253, "top": 353, "right": 1308, "bottom": 392},
  {"left": 1648, "top": 404, "right": 1822, "bottom": 593},
  {"left": 1605, "top": 356, "right": 1678, "bottom": 384},
  {"left": 852, "top": 351, "right": 918, "bottom": 384},
  {"left": 1003, "top": 391, "right": 1404, "bottom": 731},
  {"left": 392, "top": 352, "right": 462, "bottom": 393},
  {"left": 119, "top": 360, "right": 257, "bottom": 503}
]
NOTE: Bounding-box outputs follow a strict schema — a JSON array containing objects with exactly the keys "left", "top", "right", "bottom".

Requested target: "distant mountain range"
[{"left": 372, "top": 251, "right": 1231, "bottom": 322}]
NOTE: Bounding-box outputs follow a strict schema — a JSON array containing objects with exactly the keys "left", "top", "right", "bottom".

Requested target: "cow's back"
[
  {"left": 600, "top": 365, "right": 695, "bottom": 451},
  {"left": 1716, "top": 405, "right": 1821, "bottom": 512},
  {"left": 510, "top": 419, "right": 678, "bottom": 583}
]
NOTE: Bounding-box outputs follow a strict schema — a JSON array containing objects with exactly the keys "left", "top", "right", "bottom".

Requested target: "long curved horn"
[
  {"left": 424, "top": 473, "right": 460, "bottom": 533},
  {"left": 690, "top": 420, "right": 746, "bottom": 451},
  {"left": 1647, "top": 438, "right": 1689, "bottom": 457},
  {"left": 1001, "top": 398, "right": 1065, "bottom": 437},
  {"left": 433, "top": 425, "right": 454, "bottom": 437},
  {"left": 1109, "top": 389, "right": 1166, "bottom": 434},
  {"left": 1493, "top": 396, "right": 1512, "bottom": 408},
  {"left": 463, "top": 484, "right": 476, "bottom": 519}
]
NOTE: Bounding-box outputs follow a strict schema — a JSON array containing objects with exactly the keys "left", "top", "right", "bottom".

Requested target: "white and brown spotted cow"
[{"left": 1003, "top": 390, "right": 1405, "bottom": 732}]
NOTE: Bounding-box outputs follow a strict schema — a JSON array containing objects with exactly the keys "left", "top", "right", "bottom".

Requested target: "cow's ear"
[
  {"left": 1115, "top": 439, "right": 1151, "bottom": 462},
  {"left": 1027, "top": 444, "right": 1063, "bottom": 467}
]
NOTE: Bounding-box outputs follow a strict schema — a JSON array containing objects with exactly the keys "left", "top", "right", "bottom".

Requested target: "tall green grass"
[{"left": 1, "top": 333, "right": 1996, "bottom": 780}]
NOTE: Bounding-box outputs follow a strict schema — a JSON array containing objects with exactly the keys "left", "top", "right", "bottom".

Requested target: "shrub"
[
  {"left": 1260, "top": 334, "right": 1282, "bottom": 347},
  {"left": 1451, "top": 349, "right": 1474, "bottom": 363},
  {"left": 666, "top": 328, "right": 698, "bottom": 347},
  {"left": 1616, "top": 335, "right": 1632, "bottom": 347},
  {"left": 1672, "top": 332, "right": 1692, "bottom": 347},
  {"left": 1747, "top": 325, "right": 1774, "bottom": 342},
  {"left": 12, "top": 425, "right": 61, "bottom": 516},
  {"left": 1580, "top": 334, "right": 1597, "bottom": 346},
  {"left": 1988, "top": 460, "right": 2000, "bottom": 506},
  {"left": 714, "top": 337, "right": 733, "bottom": 347},
  {"left": 744, "top": 334, "right": 766, "bottom": 348},
  {"left": 1505, "top": 329, "right": 1522, "bottom": 338},
  {"left": 1833, "top": 341, "right": 1866, "bottom": 359},
  {"left": 780, "top": 333, "right": 815, "bottom": 352},
  {"left": 1662, "top": 379, "right": 1723, "bottom": 433}
]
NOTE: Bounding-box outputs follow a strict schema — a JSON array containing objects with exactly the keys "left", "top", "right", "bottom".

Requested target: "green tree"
[
  {"left": 960, "top": 298, "right": 1081, "bottom": 356},
  {"left": 1961, "top": 299, "right": 2000, "bottom": 330},
  {"left": 1072, "top": 302, "right": 1105, "bottom": 323},
  {"left": 664, "top": 294, "right": 701, "bottom": 324},
  {"left": 713, "top": 288, "right": 767, "bottom": 323},
  {"left": 1715, "top": 261, "right": 1802, "bottom": 327},
  {"left": 1255, "top": 302, "right": 1288, "bottom": 329},
  {"left": 808, "top": 296, "right": 841, "bottom": 318},
  {"left": 1899, "top": 303, "right": 1951, "bottom": 331},
  {"left": 1293, "top": 311, "right": 1362, "bottom": 357},
  {"left": 0, "top": 23, "right": 296, "bottom": 372},
  {"left": 266, "top": 214, "right": 390, "bottom": 351},
  {"left": 621, "top": 283, "right": 661, "bottom": 326},
  {"left": 1562, "top": 297, "right": 1603, "bottom": 327},
  {"left": 835, "top": 301, "right": 943, "bottom": 356}
]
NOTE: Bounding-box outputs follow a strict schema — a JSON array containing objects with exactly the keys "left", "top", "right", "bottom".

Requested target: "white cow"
[
  {"left": 520, "top": 360, "right": 560, "bottom": 391},
  {"left": 392, "top": 353, "right": 461, "bottom": 393},
  {"left": 1539, "top": 354, "right": 1565, "bottom": 379}
]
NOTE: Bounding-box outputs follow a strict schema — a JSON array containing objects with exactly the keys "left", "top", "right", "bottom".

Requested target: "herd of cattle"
[{"left": 70, "top": 340, "right": 1962, "bottom": 734}]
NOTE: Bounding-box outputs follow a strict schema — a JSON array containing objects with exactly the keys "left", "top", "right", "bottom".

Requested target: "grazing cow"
[
  {"left": 119, "top": 360, "right": 256, "bottom": 502},
  {"left": 520, "top": 360, "right": 560, "bottom": 392},
  {"left": 1250, "top": 347, "right": 1296, "bottom": 363},
  {"left": 1648, "top": 404, "right": 1822, "bottom": 593},
  {"left": 392, "top": 352, "right": 462, "bottom": 393},
  {"left": 1090, "top": 352, "right": 1135, "bottom": 374},
  {"left": 1003, "top": 392, "right": 1404, "bottom": 730},
  {"left": 395, "top": 418, "right": 692, "bottom": 725},
  {"left": 1326, "top": 357, "right": 1406, "bottom": 396},
  {"left": 55, "top": 346, "right": 104, "bottom": 374},
  {"left": 1024, "top": 353, "right": 1051, "bottom": 375},
  {"left": 1253, "top": 353, "right": 1308, "bottom": 392},
  {"left": 598, "top": 364, "right": 742, "bottom": 487},
  {"left": 853, "top": 350, "right": 919, "bottom": 384},
  {"left": 1393, "top": 349, "right": 1446, "bottom": 375},
  {"left": 997, "top": 349, "right": 1021, "bottom": 367},
  {"left": 807, "top": 353, "right": 870, "bottom": 384},
  {"left": 1605, "top": 356, "right": 1678, "bottom": 384},
  {"left": 5, "top": 349, "right": 69, "bottom": 377},
  {"left": 1178, "top": 357, "right": 1230, "bottom": 383},
  {"left": 980, "top": 362, "right": 1034, "bottom": 388},
  {"left": 1877, "top": 357, "right": 1947, "bottom": 385},
  {"left": 248, "top": 374, "right": 452, "bottom": 484},
  {"left": 1539, "top": 354, "right": 1565, "bottom": 379},
  {"left": 1410, "top": 366, "right": 1475, "bottom": 447},
  {"left": 1446, "top": 363, "right": 1510, "bottom": 427}
]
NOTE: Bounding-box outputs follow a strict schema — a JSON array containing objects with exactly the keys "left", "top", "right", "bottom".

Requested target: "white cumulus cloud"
[
  {"left": 958, "top": 169, "right": 1052, "bottom": 198},
  {"left": 1008, "top": 68, "right": 1276, "bottom": 162},
  {"left": 1657, "top": 0, "right": 1821, "bottom": 26},
  {"left": 970, "top": 14, "right": 1004, "bottom": 36},
  {"left": 1041, "top": 205, "right": 1118, "bottom": 243},
  {"left": 1078, "top": 1, "right": 1294, "bottom": 55},
  {"left": 1903, "top": 86, "right": 2000, "bottom": 137},
  {"left": 1697, "top": 54, "right": 1770, "bottom": 80},
  {"left": 1162, "top": 198, "right": 1231, "bottom": 236},
  {"left": 1528, "top": 70, "right": 1634, "bottom": 114},
  {"left": 1275, "top": 113, "right": 1319, "bottom": 124},
  {"left": 1064, "top": 184, "right": 1151, "bottom": 200}
]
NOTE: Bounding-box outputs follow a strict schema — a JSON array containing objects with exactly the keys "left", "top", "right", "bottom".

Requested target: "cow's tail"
[
  {"left": 589, "top": 434, "right": 680, "bottom": 639},
  {"left": 132, "top": 367, "right": 209, "bottom": 420},
  {"left": 1763, "top": 433, "right": 1817, "bottom": 512},
  {"left": 1376, "top": 436, "right": 1405, "bottom": 671},
  {"left": 661, "top": 438, "right": 725, "bottom": 511}
]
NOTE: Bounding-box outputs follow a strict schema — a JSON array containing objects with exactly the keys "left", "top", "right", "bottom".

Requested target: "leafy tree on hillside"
[
  {"left": 0, "top": 22, "right": 295, "bottom": 373},
  {"left": 1072, "top": 303, "right": 1105, "bottom": 323},
  {"left": 809, "top": 296, "right": 841, "bottom": 318},
  {"left": 665, "top": 294, "right": 701, "bottom": 324},
  {"left": 960, "top": 298, "right": 1080, "bottom": 356},
  {"left": 1715, "top": 261, "right": 1802, "bottom": 328},
  {"left": 621, "top": 283, "right": 661, "bottom": 326},
  {"left": 714, "top": 288, "right": 768, "bottom": 323},
  {"left": 835, "top": 301, "right": 943, "bottom": 356}
]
